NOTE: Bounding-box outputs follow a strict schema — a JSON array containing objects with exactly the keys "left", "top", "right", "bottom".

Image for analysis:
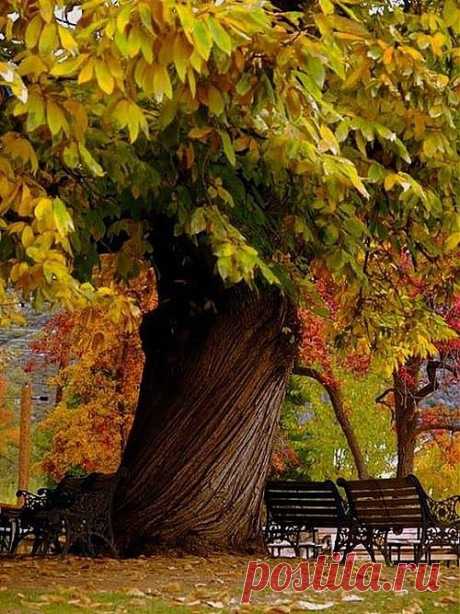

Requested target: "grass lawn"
[{"left": 0, "top": 555, "right": 458, "bottom": 613}]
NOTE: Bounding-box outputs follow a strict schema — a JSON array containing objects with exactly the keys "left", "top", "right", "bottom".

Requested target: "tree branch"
[
  {"left": 293, "top": 363, "right": 369, "bottom": 479},
  {"left": 376, "top": 387, "right": 395, "bottom": 405},
  {"left": 413, "top": 359, "right": 456, "bottom": 402}
]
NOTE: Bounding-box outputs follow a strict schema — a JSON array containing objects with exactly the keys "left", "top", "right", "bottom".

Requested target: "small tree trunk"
[
  {"left": 294, "top": 366, "right": 369, "bottom": 479},
  {"left": 394, "top": 365, "right": 419, "bottom": 477},
  {"left": 114, "top": 286, "right": 296, "bottom": 553},
  {"left": 326, "top": 383, "right": 369, "bottom": 480}
]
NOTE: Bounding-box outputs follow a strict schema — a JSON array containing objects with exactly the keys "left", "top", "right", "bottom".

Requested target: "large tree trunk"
[{"left": 114, "top": 285, "right": 297, "bottom": 553}]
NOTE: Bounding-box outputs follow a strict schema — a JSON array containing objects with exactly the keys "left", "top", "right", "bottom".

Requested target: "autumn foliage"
[
  {"left": 29, "top": 259, "right": 156, "bottom": 479},
  {"left": 0, "top": 374, "right": 18, "bottom": 457}
]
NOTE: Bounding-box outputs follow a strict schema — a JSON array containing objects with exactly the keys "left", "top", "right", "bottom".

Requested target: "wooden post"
[{"left": 17, "top": 382, "right": 32, "bottom": 503}]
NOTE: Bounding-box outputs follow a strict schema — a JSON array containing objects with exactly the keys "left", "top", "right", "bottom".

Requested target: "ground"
[{"left": 0, "top": 555, "right": 458, "bottom": 613}]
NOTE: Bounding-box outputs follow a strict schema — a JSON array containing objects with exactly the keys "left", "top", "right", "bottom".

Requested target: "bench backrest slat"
[
  {"left": 337, "top": 475, "right": 428, "bottom": 528},
  {"left": 265, "top": 480, "right": 347, "bottom": 528}
]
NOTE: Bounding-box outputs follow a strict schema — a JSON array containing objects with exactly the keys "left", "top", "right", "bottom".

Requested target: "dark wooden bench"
[
  {"left": 337, "top": 475, "right": 460, "bottom": 564},
  {"left": 0, "top": 505, "right": 18, "bottom": 554},
  {"left": 13, "top": 470, "right": 124, "bottom": 556},
  {"left": 60, "top": 471, "right": 122, "bottom": 556},
  {"left": 15, "top": 475, "right": 87, "bottom": 554},
  {"left": 264, "top": 480, "right": 350, "bottom": 557}
]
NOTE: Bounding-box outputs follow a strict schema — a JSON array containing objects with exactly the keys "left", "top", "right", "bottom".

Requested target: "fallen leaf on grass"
[
  {"left": 207, "top": 600, "right": 225, "bottom": 608},
  {"left": 296, "top": 601, "right": 335, "bottom": 611},
  {"left": 342, "top": 594, "right": 364, "bottom": 602},
  {"left": 126, "top": 588, "right": 146, "bottom": 597}
]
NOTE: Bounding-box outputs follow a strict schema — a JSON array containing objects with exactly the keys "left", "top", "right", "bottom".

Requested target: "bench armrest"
[
  {"left": 426, "top": 494, "right": 460, "bottom": 525},
  {"left": 16, "top": 489, "right": 50, "bottom": 511}
]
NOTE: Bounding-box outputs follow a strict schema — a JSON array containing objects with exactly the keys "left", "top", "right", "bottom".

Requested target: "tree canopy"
[{"left": 0, "top": 0, "right": 459, "bottom": 365}]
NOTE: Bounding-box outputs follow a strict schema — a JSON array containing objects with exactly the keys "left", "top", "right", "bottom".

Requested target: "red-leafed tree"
[
  {"left": 377, "top": 285, "right": 460, "bottom": 476},
  {"left": 294, "top": 267, "right": 371, "bottom": 479}
]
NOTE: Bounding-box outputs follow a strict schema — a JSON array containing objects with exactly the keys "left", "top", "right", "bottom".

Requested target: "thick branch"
[
  {"left": 293, "top": 364, "right": 369, "bottom": 479},
  {"left": 413, "top": 359, "right": 456, "bottom": 402},
  {"left": 376, "top": 387, "right": 395, "bottom": 405}
]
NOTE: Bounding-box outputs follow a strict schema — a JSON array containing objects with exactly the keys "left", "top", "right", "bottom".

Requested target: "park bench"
[
  {"left": 12, "top": 470, "right": 124, "bottom": 556},
  {"left": 0, "top": 504, "right": 18, "bottom": 554},
  {"left": 337, "top": 475, "right": 460, "bottom": 564},
  {"left": 264, "top": 480, "right": 351, "bottom": 557}
]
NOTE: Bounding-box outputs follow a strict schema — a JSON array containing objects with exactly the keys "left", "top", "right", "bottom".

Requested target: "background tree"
[
  {"left": 0, "top": 373, "right": 18, "bottom": 463},
  {"left": 377, "top": 289, "right": 459, "bottom": 476},
  {"left": 29, "top": 258, "right": 156, "bottom": 479},
  {"left": 279, "top": 370, "right": 396, "bottom": 481},
  {"left": 0, "top": 0, "right": 458, "bottom": 551}
]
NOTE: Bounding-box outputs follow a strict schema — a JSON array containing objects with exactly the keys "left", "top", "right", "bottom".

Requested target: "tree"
[
  {"left": 294, "top": 269, "right": 372, "bottom": 478},
  {"left": 279, "top": 370, "right": 396, "bottom": 482},
  {"left": 0, "top": 0, "right": 459, "bottom": 551},
  {"left": 0, "top": 373, "right": 18, "bottom": 461},
  {"left": 415, "top": 431, "right": 460, "bottom": 498},
  {"left": 377, "top": 293, "right": 460, "bottom": 476},
  {"left": 29, "top": 258, "right": 156, "bottom": 479}
]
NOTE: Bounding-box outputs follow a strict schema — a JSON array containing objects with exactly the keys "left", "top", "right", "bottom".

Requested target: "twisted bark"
[{"left": 114, "top": 285, "right": 297, "bottom": 553}]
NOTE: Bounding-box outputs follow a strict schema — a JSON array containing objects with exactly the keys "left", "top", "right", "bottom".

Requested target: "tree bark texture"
[
  {"left": 114, "top": 286, "right": 297, "bottom": 553},
  {"left": 394, "top": 362, "right": 420, "bottom": 478}
]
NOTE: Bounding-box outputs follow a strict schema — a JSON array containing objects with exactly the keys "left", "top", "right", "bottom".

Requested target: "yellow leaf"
[
  {"left": 38, "top": 22, "right": 57, "bottom": 55},
  {"left": 38, "top": 0, "right": 53, "bottom": 23},
  {"left": 116, "top": 5, "right": 132, "bottom": 33},
  {"left": 78, "top": 59, "right": 94, "bottom": 84},
  {"left": 35, "top": 197, "right": 53, "bottom": 221},
  {"left": 50, "top": 55, "right": 86, "bottom": 77},
  {"left": 152, "top": 64, "right": 172, "bottom": 100},
  {"left": 188, "top": 127, "right": 213, "bottom": 140},
  {"left": 22, "top": 226, "right": 34, "bottom": 248},
  {"left": 58, "top": 26, "right": 78, "bottom": 52},
  {"left": 384, "top": 173, "right": 400, "bottom": 191},
  {"left": 18, "top": 55, "right": 48, "bottom": 78},
  {"left": 25, "top": 15, "right": 43, "bottom": 49},
  {"left": 383, "top": 46, "right": 393, "bottom": 66},
  {"left": 95, "top": 60, "right": 115, "bottom": 94},
  {"left": 319, "top": 125, "right": 339, "bottom": 155},
  {"left": 173, "top": 34, "right": 190, "bottom": 83},
  {"left": 207, "top": 86, "right": 224, "bottom": 116},
  {"left": 192, "top": 20, "right": 212, "bottom": 61},
  {"left": 187, "top": 67, "right": 196, "bottom": 98},
  {"left": 47, "top": 100, "right": 67, "bottom": 136}
]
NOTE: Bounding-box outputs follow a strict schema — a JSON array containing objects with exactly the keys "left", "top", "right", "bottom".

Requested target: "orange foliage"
[
  {"left": 31, "top": 259, "right": 156, "bottom": 479},
  {"left": 0, "top": 374, "right": 18, "bottom": 455},
  {"left": 415, "top": 433, "right": 460, "bottom": 498}
]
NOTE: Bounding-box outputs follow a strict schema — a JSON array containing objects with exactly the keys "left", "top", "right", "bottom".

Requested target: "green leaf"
[
  {"left": 192, "top": 21, "right": 212, "bottom": 61},
  {"left": 446, "top": 232, "right": 460, "bottom": 251},
  {"left": 208, "top": 86, "right": 224, "bottom": 115},
  {"left": 319, "top": 0, "right": 334, "bottom": 15},
  {"left": 236, "top": 73, "right": 252, "bottom": 96},
  {"left": 53, "top": 197, "right": 74, "bottom": 236},
  {"left": 78, "top": 144, "right": 104, "bottom": 176},
  {"left": 207, "top": 17, "right": 232, "bottom": 55},
  {"left": 218, "top": 130, "right": 236, "bottom": 166},
  {"left": 307, "top": 57, "right": 325, "bottom": 89}
]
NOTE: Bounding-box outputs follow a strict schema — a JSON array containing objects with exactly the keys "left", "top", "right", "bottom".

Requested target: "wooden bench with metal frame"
[
  {"left": 264, "top": 480, "right": 351, "bottom": 558},
  {"left": 337, "top": 475, "right": 460, "bottom": 565}
]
